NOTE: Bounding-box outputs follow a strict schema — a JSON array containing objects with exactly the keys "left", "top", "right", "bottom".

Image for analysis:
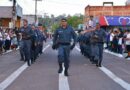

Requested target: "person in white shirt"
[
  {"left": 11, "top": 32, "right": 18, "bottom": 50},
  {"left": 118, "top": 30, "right": 123, "bottom": 54},
  {"left": 109, "top": 30, "right": 115, "bottom": 51}
]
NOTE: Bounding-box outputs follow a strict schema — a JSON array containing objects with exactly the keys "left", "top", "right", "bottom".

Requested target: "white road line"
[
  {"left": 104, "top": 49, "right": 123, "bottom": 58},
  {"left": 75, "top": 46, "right": 80, "bottom": 52},
  {"left": 59, "top": 65, "right": 70, "bottom": 90},
  {"left": 49, "top": 41, "right": 70, "bottom": 90},
  {"left": 99, "top": 67, "right": 130, "bottom": 90},
  {"left": 42, "top": 44, "right": 50, "bottom": 52},
  {"left": 75, "top": 46, "right": 130, "bottom": 90},
  {"left": 3, "top": 48, "right": 19, "bottom": 55},
  {"left": 0, "top": 44, "right": 50, "bottom": 90},
  {"left": 0, "top": 63, "right": 28, "bottom": 90}
]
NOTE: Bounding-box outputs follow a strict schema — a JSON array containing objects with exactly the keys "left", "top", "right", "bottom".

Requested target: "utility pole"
[
  {"left": 35, "top": 0, "right": 37, "bottom": 24},
  {"left": 34, "top": 0, "right": 42, "bottom": 24},
  {"left": 10, "top": 0, "right": 16, "bottom": 28}
]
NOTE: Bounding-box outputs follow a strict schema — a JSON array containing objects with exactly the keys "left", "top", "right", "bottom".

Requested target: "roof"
[{"left": 0, "top": 6, "right": 12, "bottom": 18}]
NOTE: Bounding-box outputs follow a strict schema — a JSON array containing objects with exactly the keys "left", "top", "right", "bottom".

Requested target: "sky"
[{"left": 0, "top": 0, "right": 127, "bottom": 16}]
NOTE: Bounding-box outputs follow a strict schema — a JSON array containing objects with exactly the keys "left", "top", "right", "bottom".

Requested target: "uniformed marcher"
[
  {"left": 34, "top": 26, "right": 41, "bottom": 58},
  {"left": 52, "top": 18, "right": 77, "bottom": 76},
  {"left": 19, "top": 33, "right": 25, "bottom": 61},
  {"left": 31, "top": 24, "right": 38, "bottom": 63},
  {"left": 20, "top": 19, "right": 34, "bottom": 66},
  {"left": 90, "top": 23, "right": 106, "bottom": 67},
  {"left": 78, "top": 26, "right": 94, "bottom": 61},
  {"left": 38, "top": 23, "right": 46, "bottom": 54}
]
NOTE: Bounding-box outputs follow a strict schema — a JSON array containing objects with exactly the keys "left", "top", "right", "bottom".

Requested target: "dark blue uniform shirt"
[{"left": 53, "top": 26, "right": 77, "bottom": 44}]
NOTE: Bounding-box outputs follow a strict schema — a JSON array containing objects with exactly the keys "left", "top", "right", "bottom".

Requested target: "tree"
[
  {"left": 51, "top": 23, "right": 59, "bottom": 33},
  {"left": 67, "top": 14, "right": 83, "bottom": 29}
]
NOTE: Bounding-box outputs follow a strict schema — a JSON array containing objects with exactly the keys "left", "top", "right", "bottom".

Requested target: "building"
[
  {"left": 84, "top": 1, "right": 130, "bottom": 24},
  {"left": 126, "top": 0, "right": 130, "bottom": 5},
  {"left": 0, "top": 5, "right": 22, "bottom": 28},
  {"left": 23, "top": 15, "right": 42, "bottom": 25}
]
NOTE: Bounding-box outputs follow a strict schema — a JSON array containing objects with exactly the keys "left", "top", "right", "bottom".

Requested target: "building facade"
[
  {"left": 23, "top": 15, "right": 42, "bottom": 25},
  {"left": 84, "top": 1, "right": 130, "bottom": 23},
  {"left": 0, "top": 5, "right": 22, "bottom": 28}
]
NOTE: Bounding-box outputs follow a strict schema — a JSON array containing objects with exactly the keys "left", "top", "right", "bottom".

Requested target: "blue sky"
[{"left": 0, "top": 0, "right": 127, "bottom": 16}]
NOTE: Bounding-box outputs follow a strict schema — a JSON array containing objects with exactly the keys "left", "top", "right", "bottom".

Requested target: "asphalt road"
[{"left": 0, "top": 41, "right": 130, "bottom": 90}]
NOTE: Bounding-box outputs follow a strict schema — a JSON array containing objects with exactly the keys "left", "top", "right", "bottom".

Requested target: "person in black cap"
[
  {"left": 37, "top": 23, "right": 46, "bottom": 54},
  {"left": 52, "top": 18, "right": 77, "bottom": 76}
]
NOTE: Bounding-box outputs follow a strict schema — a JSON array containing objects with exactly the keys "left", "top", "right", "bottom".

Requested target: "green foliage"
[
  {"left": 38, "top": 14, "right": 84, "bottom": 33},
  {"left": 67, "top": 15, "right": 83, "bottom": 29},
  {"left": 51, "top": 23, "right": 59, "bottom": 33}
]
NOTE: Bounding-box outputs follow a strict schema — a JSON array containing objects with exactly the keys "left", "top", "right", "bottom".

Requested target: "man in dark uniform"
[
  {"left": 52, "top": 18, "right": 77, "bottom": 76},
  {"left": 20, "top": 19, "right": 34, "bottom": 66},
  {"left": 90, "top": 23, "right": 106, "bottom": 67},
  {"left": 38, "top": 23, "right": 46, "bottom": 54},
  {"left": 31, "top": 24, "right": 38, "bottom": 63}
]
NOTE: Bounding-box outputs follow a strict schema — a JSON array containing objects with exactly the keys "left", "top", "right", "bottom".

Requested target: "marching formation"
[
  {"left": 78, "top": 23, "right": 106, "bottom": 67},
  {"left": 19, "top": 19, "right": 46, "bottom": 66},
  {"left": 1, "top": 18, "right": 129, "bottom": 77}
]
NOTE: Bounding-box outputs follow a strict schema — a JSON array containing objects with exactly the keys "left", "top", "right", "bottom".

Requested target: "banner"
[{"left": 99, "top": 16, "right": 130, "bottom": 26}]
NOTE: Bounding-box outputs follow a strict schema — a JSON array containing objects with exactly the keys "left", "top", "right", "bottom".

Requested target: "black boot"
[
  {"left": 64, "top": 67, "right": 69, "bottom": 76},
  {"left": 27, "top": 60, "right": 31, "bottom": 66},
  {"left": 96, "top": 60, "right": 102, "bottom": 67},
  {"left": 91, "top": 57, "right": 96, "bottom": 64},
  {"left": 20, "top": 58, "right": 24, "bottom": 61},
  {"left": 58, "top": 63, "right": 63, "bottom": 73},
  {"left": 64, "top": 70, "right": 69, "bottom": 76},
  {"left": 31, "top": 58, "right": 34, "bottom": 64},
  {"left": 98, "top": 61, "right": 102, "bottom": 67}
]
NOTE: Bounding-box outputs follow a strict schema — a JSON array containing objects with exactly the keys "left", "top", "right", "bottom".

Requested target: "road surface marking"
[
  {"left": 50, "top": 41, "right": 70, "bottom": 90},
  {"left": 2, "top": 48, "right": 19, "bottom": 55},
  {"left": 99, "top": 67, "right": 130, "bottom": 90},
  {"left": 0, "top": 63, "right": 28, "bottom": 90},
  {"left": 59, "top": 65, "right": 70, "bottom": 90},
  {"left": 0, "top": 45, "right": 50, "bottom": 90},
  {"left": 104, "top": 49, "right": 123, "bottom": 58},
  {"left": 75, "top": 46, "right": 130, "bottom": 90},
  {"left": 42, "top": 44, "right": 50, "bottom": 52}
]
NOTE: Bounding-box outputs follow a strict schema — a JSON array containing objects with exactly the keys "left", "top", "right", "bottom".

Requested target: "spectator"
[
  {"left": 109, "top": 30, "right": 115, "bottom": 51},
  {"left": 112, "top": 28, "right": 119, "bottom": 53},
  {"left": 124, "top": 30, "right": 130, "bottom": 58},
  {"left": 118, "top": 30, "right": 124, "bottom": 54},
  {"left": 3, "top": 28, "right": 11, "bottom": 52},
  {"left": 0, "top": 28, "right": 3, "bottom": 54},
  {"left": 11, "top": 31, "right": 18, "bottom": 50}
]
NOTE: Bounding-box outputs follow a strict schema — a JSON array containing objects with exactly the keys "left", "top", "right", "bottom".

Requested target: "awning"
[{"left": 99, "top": 16, "right": 130, "bottom": 26}]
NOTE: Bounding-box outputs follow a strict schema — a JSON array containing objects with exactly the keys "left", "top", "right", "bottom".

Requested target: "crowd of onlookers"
[
  {"left": 0, "top": 27, "right": 19, "bottom": 55},
  {"left": 105, "top": 27, "right": 130, "bottom": 58}
]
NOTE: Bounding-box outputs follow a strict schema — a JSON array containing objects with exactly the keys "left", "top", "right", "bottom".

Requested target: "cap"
[{"left": 61, "top": 18, "right": 67, "bottom": 22}]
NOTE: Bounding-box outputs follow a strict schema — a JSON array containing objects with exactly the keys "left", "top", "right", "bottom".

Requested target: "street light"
[{"left": 34, "top": 0, "right": 42, "bottom": 24}]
